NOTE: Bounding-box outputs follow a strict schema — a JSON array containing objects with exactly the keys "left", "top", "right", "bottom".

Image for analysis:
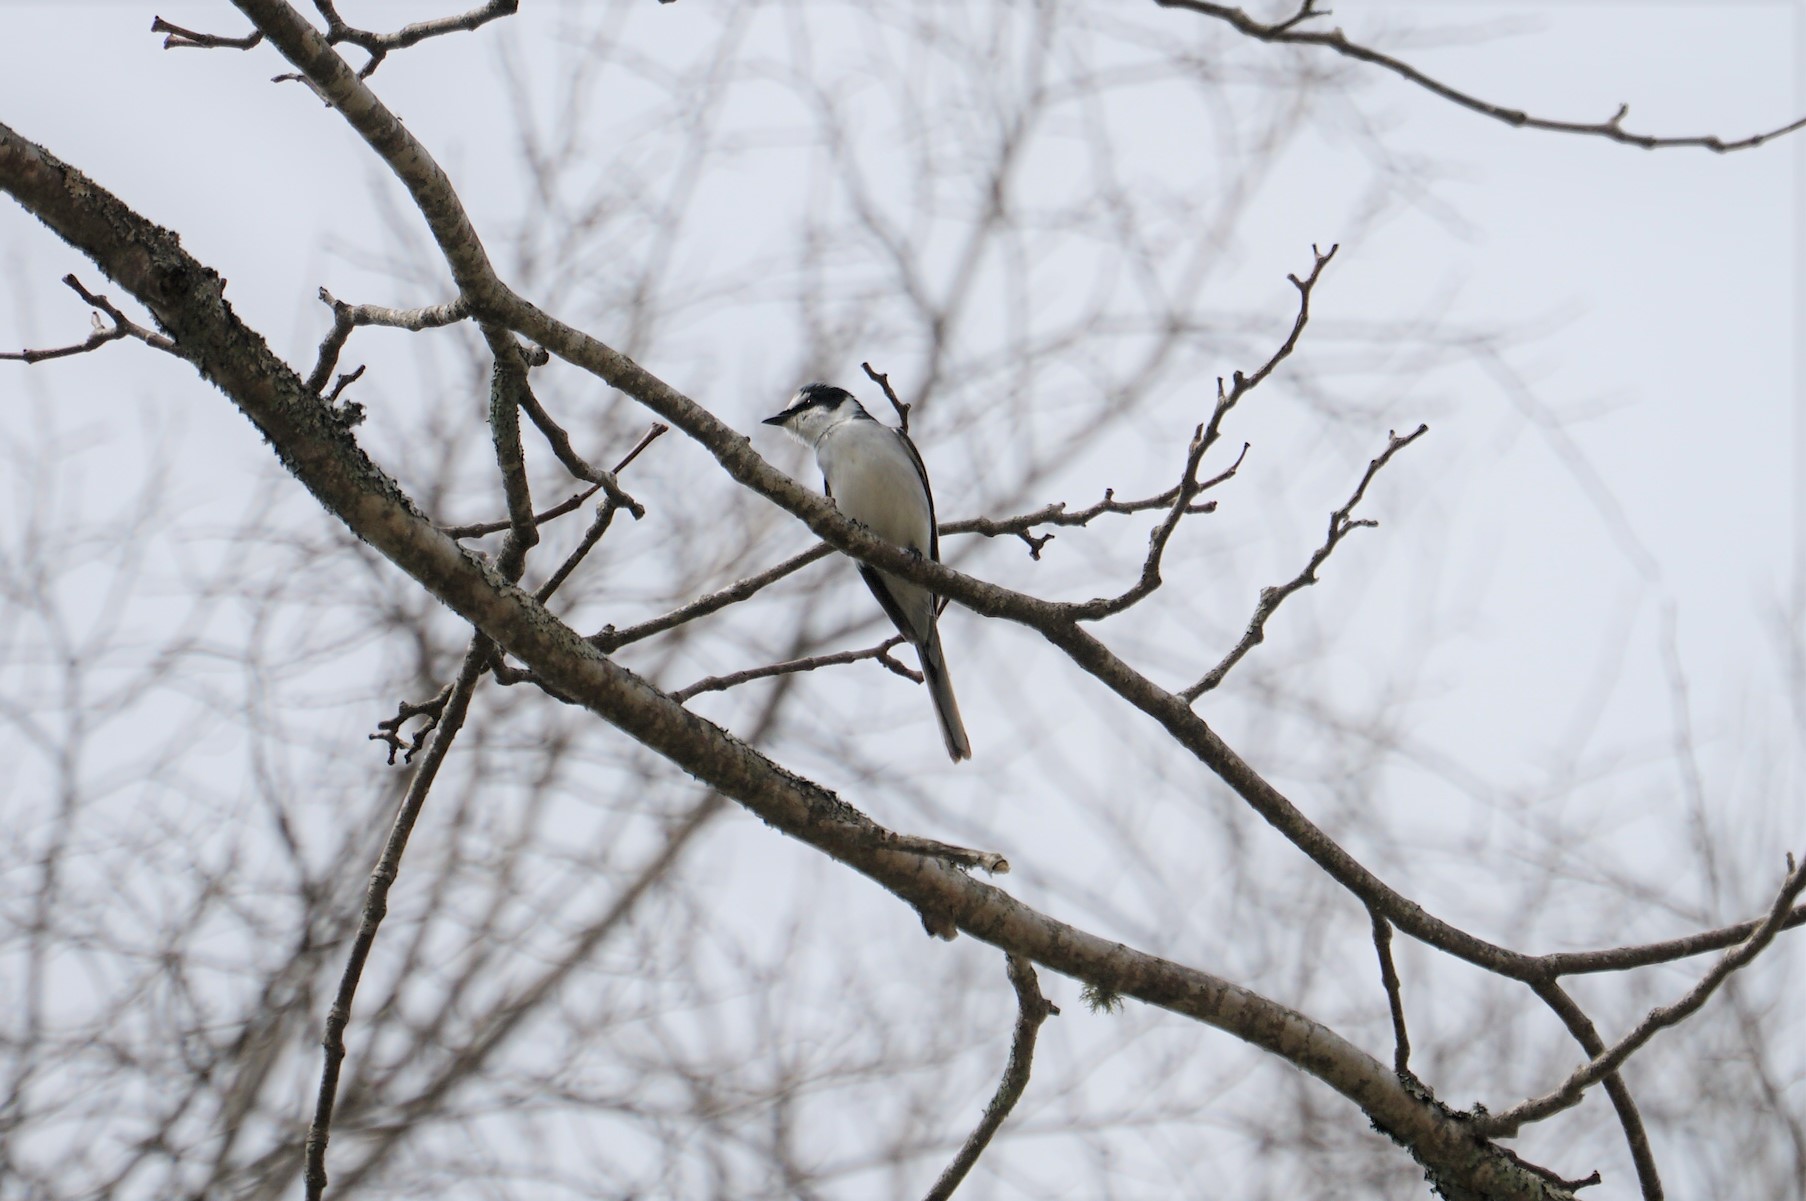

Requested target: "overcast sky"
[{"left": 1, "top": 3, "right": 1800, "bottom": 1197}]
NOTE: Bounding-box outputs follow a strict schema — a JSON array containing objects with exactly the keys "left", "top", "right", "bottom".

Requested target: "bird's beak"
[{"left": 761, "top": 411, "right": 791, "bottom": 426}]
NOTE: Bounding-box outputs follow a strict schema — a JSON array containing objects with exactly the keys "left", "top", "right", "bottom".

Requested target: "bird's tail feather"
[{"left": 918, "top": 630, "right": 972, "bottom": 763}]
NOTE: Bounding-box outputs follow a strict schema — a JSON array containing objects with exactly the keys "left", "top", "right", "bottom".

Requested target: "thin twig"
[
  {"left": 1, "top": 274, "right": 176, "bottom": 363},
  {"left": 313, "top": 0, "right": 520, "bottom": 78},
  {"left": 1534, "top": 904, "right": 1806, "bottom": 976},
  {"left": 862, "top": 361, "right": 910, "bottom": 434},
  {"left": 368, "top": 685, "right": 452, "bottom": 765},
  {"left": 591, "top": 545, "right": 834, "bottom": 652},
  {"left": 1370, "top": 911, "right": 1412, "bottom": 1078},
  {"left": 306, "top": 641, "right": 488, "bottom": 1201},
  {"left": 1063, "top": 247, "right": 1336, "bottom": 622},
  {"left": 672, "top": 635, "right": 917, "bottom": 704},
  {"left": 305, "top": 288, "right": 467, "bottom": 395},
  {"left": 151, "top": 15, "right": 263, "bottom": 50},
  {"left": 1528, "top": 980, "right": 1663, "bottom": 1200},
  {"left": 942, "top": 450, "right": 1242, "bottom": 561},
  {"left": 1154, "top": 0, "right": 1806, "bottom": 153},
  {"left": 1183, "top": 423, "right": 1428, "bottom": 701},
  {"left": 1476, "top": 854, "right": 1806, "bottom": 1138},
  {"left": 514, "top": 380, "right": 646, "bottom": 518},
  {"left": 923, "top": 956, "right": 1058, "bottom": 1200},
  {"left": 323, "top": 363, "right": 365, "bottom": 405},
  {"left": 532, "top": 423, "right": 669, "bottom": 602},
  {"left": 443, "top": 485, "right": 600, "bottom": 540}
]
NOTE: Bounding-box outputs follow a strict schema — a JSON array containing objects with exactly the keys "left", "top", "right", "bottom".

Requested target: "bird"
[{"left": 763, "top": 382, "right": 972, "bottom": 762}]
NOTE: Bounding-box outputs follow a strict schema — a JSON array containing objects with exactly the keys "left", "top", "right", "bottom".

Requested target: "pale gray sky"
[{"left": 1, "top": 3, "right": 1799, "bottom": 1197}]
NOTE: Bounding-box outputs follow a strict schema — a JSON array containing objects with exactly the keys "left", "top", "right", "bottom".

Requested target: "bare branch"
[
  {"left": 369, "top": 685, "right": 453, "bottom": 765},
  {"left": 1063, "top": 246, "right": 1337, "bottom": 622},
  {"left": 306, "top": 287, "right": 467, "bottom": 394},
  {"left": 1369, "top": 911, "right": 1412, "bottom": 1079},
  {"left": 443, "top": 485, "right": 601, "bottom": 541},
  {"left": 484, "top": 335, "right": 540, "bottom": 580},
  {"left": 1183, "top": 423, "right": 1429, "bottom": 701},
  {"left": 1478, "top": 855, "right": 1806, "bottom": 1138},
  {"left": 531, "top": 423, "right": 669, "bottom": 602},
  {"left": 151, "top": 15, "right": 263, "bottom": 51},
  {"left": 313, "top": 0, "right": 520, "bottom": 78},
  {"left": 861, "top": 360, "right": 910, "bottom": 433},
  {"left": 672, "top": 635, "right": 918, "bottom": 704},
  {"left": 513, "top": 378, "right": 646, "bottom": 518},
  {"left": 323, "top": 363, "right": 364, "bottom": 406},
  {"left": 1528, "top": 980, "right": 1663, "bottom": 1200},
  {"left": 1534, "top": 904, "right": 1806, "bottom": 976},
  {"left": 868, "top": 831, "right": 1011, "bottom": 879},
  {"left": 590, "top": 545, "right": 834, "bottom": 652},
  {"left": 922, "top": 956, "right": 1058, "bottom": 1201},
  {"left": 942, "top": 447, "right": 1243, "bottom": 562},
  {"left": 1155, "top": 0, "right": 1806, "bottom": 153},
  {"left": 307, "top": 641, "right": 488, "bottom": 1201},
  {"left": 2, "top": 274, "right": 175, "bottom": 363}
]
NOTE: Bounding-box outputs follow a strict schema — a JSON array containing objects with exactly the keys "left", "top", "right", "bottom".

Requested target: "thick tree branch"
[
  {"left": 923, "top": 956, "right": 1058, "bottom": 1201},
  {"left": 484, "top": 336, "right": 540, "bottom": 579},
  {"left": 1154, "top": 0, "right": 1806, "bottom": 153}
]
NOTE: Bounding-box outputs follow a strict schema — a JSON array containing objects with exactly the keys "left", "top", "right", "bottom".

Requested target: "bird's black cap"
[{"left": 763, "top": 382, "right": 849, "bottom": 424}]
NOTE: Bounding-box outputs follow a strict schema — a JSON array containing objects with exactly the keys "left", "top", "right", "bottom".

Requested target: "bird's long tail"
[{"left": 917, "top": 629, "right": 972, "bottom": 762}]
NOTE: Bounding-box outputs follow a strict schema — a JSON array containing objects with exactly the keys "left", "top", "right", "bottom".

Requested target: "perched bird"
[{"left": 763, "top": 383, "right": 972, "bottom": 761}]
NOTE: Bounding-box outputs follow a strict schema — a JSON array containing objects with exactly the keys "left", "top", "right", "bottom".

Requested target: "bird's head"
[{"left": 762, "top": 382, "right": 866, "bottom": 446}]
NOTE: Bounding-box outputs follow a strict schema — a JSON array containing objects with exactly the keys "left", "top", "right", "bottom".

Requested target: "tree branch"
[
  {"left": 941, "top": 455, "right": 1241, "bottom": 562},
  {"left": 305, "top": 640, "right": 488, "bottom": 1201},
  {"left": 1527, "top": 980, "right": 1663, "bottom": 1200},
  {"left": 590, "top": 545, "right": 835, "bottom": 652},
  {"left": 1, "top": 274, "right": 175, "bottom": 363},
  {"left": 0, "top": 111, "right": 1582, "bottom": 1199},
  {"left": 1478, "top": 855, "right": 1806, "bottom": 1138},
  {"left": 1154, "top": 0, "right": 1806, "bottom": 153},
  {"left": 1533, "top": 904, "right": 1806, "bottom": 976},
  {"left": 672, "top": 635, "right": 920, "bottom": 704},
  {"left": 306, "top": 287, "right": 467, "bottom": 395},
  {"left": 1061, "top": 245, "right": 1336, "bottom": 621},
  {"left": 1370, "top": 911, "right": 1412, "bottom": 1079},
  {"left": 1183, "top": 422, "right": 1429, "bottom": 701},
  {"left": 861, "top": 360, "right": 911, "bottom": 434},
  {"left": 151, "top": 15, "right": 263, "bottom": 51},
  {"left": 311, "top": 0, "right": 519, "bottom": 77},
  {"left": 922, "top": 956, "right": 1058, "bottom": 1201}
]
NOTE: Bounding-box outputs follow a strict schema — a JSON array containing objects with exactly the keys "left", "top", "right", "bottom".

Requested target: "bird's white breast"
[{"left": 817, "top": 421, "right": 933, "bottom": 551}]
